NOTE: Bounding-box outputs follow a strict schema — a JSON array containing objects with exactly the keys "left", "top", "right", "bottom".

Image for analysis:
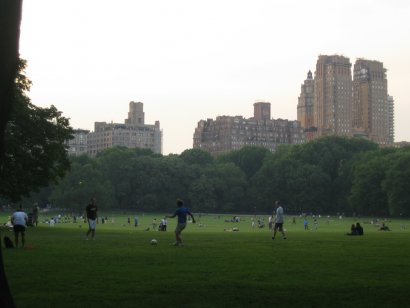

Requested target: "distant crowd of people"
[{"left": 4, "top": 197, "right": 409, "bottom": 251}]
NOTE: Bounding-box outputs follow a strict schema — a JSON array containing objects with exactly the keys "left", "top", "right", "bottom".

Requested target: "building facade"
[
  {"left": 67, "top": 129, "right": 89, "bottom": 156},
  {"left": 193, "top": 102, "right": 305, "bottom": 155},
  {"left": 297, "top": 70, "right": 316, "bottom": 140},
  {"left": 387, "top": 95, "right": 395, "bottom": 144},
  {"left": 393, "top": 141, "right": 410, "bottom": 148},
  {"left": 87, "top": 101, "right": 162, "bottom": 156},
  {"left": 299, "top": 55, "right": 395, "bottom": 146},
  {"left": 313, "top": 55, "right": 353, "bottom": 138},
  {"left": 352, "top": 59, "right": 392, "bottom": 146}
]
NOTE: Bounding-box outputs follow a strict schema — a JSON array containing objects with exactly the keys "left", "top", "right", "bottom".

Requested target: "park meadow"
[{"left": 1, "top": 212, "right": 410, "bottom": 308}]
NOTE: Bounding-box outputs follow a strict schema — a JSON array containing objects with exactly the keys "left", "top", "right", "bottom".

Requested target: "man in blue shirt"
[{"left": 167, "top": 199, "right": 195, "bottom": 246}]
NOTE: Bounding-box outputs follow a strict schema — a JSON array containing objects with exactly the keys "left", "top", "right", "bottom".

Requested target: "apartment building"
[
  {"left": 87, "top": 101, "right": 162, "bottom": 156},
  {"left": 194, "top": 102, "right": 305, "bottom": 155}
]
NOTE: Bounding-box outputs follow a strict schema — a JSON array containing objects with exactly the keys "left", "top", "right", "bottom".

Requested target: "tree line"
[
  {"left": 16, "top": 137, "right": 410, "bottom": 217},
  {"left": 1, "top": 59, "right": 409, "bottom": 217}
]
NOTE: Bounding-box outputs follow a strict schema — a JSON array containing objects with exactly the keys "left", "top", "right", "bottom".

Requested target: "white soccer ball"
[{"left": 150, "top": 239, "right": 158, "bottom": 245}]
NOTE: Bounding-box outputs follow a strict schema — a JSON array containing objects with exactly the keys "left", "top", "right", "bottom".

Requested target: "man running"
[{"left": 166, "top": 199, "right": 195, "bottom": 246}]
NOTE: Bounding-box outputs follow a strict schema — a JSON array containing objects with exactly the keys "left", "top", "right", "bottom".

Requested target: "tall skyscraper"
[
  {"left": 353, "top": 59, "right": 391, "bottom": 145},
  {"left": 313, "top": 55, "right": 352, "bottom": 137},
  {"left": 297, "top": 70, "right": 316, "bottom": 140}
]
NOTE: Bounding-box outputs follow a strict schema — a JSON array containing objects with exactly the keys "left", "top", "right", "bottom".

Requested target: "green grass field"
[{"left": 1, "top": 212, "right": 409, "bottom": 307}]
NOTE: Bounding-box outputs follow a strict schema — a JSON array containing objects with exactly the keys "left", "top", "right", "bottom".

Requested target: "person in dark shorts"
[
  {"left": 272, "top": 201, "right": 287, "bottom": 240},
  {"left": 85, "top": 198, "right": 98, "bottom": 240},
  {"left": 11, "top": 205, "right": 28, "bottom": 247},
  {"left": 166, "top": 199, "right": 195, "bottom": 246}
]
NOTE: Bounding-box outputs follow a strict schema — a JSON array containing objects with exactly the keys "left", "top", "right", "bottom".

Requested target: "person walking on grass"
[
  {"left": 11, "top": 205, "right": 28, "bottom": 247},
  {"left": 166, "top": 199, "right": 195, "bottom": 246},
  {"left": 272, "top": 201, "right": 287, "bottom": 240},
  {"left": 85, "top": 197, "right": 98, "bottom": 240}
]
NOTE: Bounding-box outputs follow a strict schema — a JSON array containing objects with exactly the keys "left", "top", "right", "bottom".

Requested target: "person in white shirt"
[
  {"left": 162, "top": 217, "right": 168, "bottom": 231},
  {"left": 272, "top": 201, "right": 287, "bottom": 240},
  {"left": 11, "top": 205, "right": 29, "bottom": 247}
]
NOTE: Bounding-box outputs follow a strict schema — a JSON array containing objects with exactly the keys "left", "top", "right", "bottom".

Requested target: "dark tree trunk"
[
  {"left": 0, "top": 0, "right": 22, "bottom": 161},
  {"left": 0, "top": 0, "right": 23, "bottom": 307}
]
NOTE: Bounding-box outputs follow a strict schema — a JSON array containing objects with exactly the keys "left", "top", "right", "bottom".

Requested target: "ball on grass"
[{"left": 150, "top": 239, "right": 158, "bottom": 245}]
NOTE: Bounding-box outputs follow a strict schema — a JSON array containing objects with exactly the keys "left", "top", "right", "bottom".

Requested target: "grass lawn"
[{"left": 1, "top": 212, "right": 409, "bottom": 307}]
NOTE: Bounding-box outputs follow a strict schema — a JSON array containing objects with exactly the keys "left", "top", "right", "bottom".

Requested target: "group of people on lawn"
[{"left": 8, "top": 197, "right": 404, "bottom": 249}]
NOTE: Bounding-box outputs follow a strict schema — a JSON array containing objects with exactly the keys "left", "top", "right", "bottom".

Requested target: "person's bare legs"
[
  {"left": 175, "top": 231, "right": 182, "bottom": 245},
  {"left": 14, "top": 233, "right": 19, "bottom": 247}
]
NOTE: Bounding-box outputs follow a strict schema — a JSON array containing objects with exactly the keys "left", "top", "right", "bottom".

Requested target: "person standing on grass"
[
  {"left": 272, "top": 201, "right": 287, "bottom": 240},
  {"left": 304, "top": 217, "right": 309, "bottom": 230},
  {"left": 166, "top": 199, "right": 195, "bottom": 246},
  {"left": 85, "top": 197, "right": 98, "bottom": 240},
  {"left": 32, "top": 203, "right": 39, "bottom": 227},
  {"left": 11, "top": 205, "right": 28, "bottom": 247}
]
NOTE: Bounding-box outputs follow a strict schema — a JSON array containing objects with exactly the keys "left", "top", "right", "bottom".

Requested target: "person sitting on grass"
[
  {"left": 379, "top": 223, "right": 391, "bottom": 231},
  {"left": 355, "top": 222, "right": 364, "bottom": 235},
  {"left": 347, "top": 223, "right": 364, "bottom": 236},
  {"left": 347, "top": 224, "right": 357, "bottom": 235}
]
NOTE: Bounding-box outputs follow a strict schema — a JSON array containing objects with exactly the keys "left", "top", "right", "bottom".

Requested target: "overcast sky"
[{"left": 19, "top": 0, "right": 410, "bottom": 154}]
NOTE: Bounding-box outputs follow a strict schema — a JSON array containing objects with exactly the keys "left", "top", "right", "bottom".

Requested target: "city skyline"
[{"left": 19, "top": 0, "right": 410, "bottom": 154}]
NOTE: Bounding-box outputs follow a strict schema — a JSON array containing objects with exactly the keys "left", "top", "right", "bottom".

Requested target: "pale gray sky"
[{"left": 20, "top": 0, "right": 410, "bottom": 154}]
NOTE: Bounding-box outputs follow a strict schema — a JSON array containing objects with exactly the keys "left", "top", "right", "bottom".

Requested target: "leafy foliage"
[
  {"left": 382, "top": 148, "right": 410, "bottom": 216},
  {"left": 0, "top": 59, "right": 73, "bottom": 201},
  {"left": 180, "top": 148, "right": 214, "bottom": 166},
  {"left": 20, "top": 135, "right": 410, "bottom": 217},
  {"left": 218, "top": 146, "right": 271, "bottom": 180}
]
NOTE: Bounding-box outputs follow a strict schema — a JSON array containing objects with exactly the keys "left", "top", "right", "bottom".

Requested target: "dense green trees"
[
  {"left": 218, "top": 146, "right": 271, "bottom": 180},
  {"left": 19, "top": 137, "right": 410, "bottom": 217},
  {"left": 50, "top": 157, "right": 114, "bottom": 213},
  {"left": 250, "top": 137, "right": 378, "bottom": 214},
  {"left": 0, "top": 59, "right": 73, "bottom": 201},
  {"left": 384, "top": 150, "right": 410, "bottom": 216}
]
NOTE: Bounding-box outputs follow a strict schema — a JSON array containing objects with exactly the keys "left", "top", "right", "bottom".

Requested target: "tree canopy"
[
  {"left": 19, "top": 136, "right": 410, "bottom": 217},
  {"left": 0, "top": 59, "right": 73, "bottom": 201}
]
